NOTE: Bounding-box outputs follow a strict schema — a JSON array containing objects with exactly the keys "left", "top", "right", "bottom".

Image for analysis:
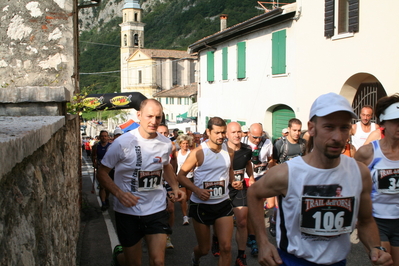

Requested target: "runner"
[
  {"left": 174, "top": 134, "right": 194, "bottom": 225},
  {"left": 351, "top": 105, "right": 379, "bottom": 150},
  {"left": 177, "top": 117, "right": 241, "bottom": 266},
  {"left": 227, "top": 122, "right": 254, "bottom": 266},
  {"left": 97, "top": 99, "right": 185, "bottom": 266},
  {"left": 242, "top": 123, "right": 273, "bottom": 255},
  {"left": 248, "top": 92, "right": 392, "bottom": 266},
  {"left": 355, "top": 93, "right": 399, "bottom": 266}
]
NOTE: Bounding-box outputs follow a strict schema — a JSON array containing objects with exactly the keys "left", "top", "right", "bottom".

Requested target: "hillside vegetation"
[{"left": 79, "top": 0, "right": 295, "bottom": 94}]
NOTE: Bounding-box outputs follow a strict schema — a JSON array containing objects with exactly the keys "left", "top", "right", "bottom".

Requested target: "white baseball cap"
[
  {"left": 309, "top": 92, "right": 357, "bottom": 120},
  {"left": 241, "top": 125, "right": 249, "bottom": 132},
  {"left": 114, "top": 127, "right": 123, "bottom": 135},
  {"left": 380, "top": 102, "right": 399, "bottom": 122},
  {"left": 282, "top": 128, "right": 288, "bottom": 134}
]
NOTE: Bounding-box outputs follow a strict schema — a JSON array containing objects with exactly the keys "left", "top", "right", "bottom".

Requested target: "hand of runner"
[
  {"left": 171, "top": 188, "right": 186, "bottom": 202},
  {"left": 369, "top": 248, "right": 393, "bottom": 266},
  {"left": 116, "top": 191, "right": 140, "bottom": 207},
  {"left": 231, "top": 180, "right": 243, "bottom": 190},
  {"left": 196, "top": 188, "right": 213, "bottom": 201},
  {"left": 257, "top": 242, "right": 283, "bottom": 266}
]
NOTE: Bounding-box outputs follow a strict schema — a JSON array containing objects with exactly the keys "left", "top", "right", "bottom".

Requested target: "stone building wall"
[{"left": 0, "top": 115, "right": 80, "bottom": 266}]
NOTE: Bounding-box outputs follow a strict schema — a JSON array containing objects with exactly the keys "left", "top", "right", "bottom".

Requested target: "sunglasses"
[{"left": 252, "top": 136, "right": 262, "bottom": 139}]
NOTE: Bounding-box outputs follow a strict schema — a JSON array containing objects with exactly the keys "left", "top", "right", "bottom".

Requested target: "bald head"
[
  {"left": 227, "top": 122, "right": 242, "bottom": 145},
  {"left": 249, "top": 123, "right": 263, "bottom": 145}
]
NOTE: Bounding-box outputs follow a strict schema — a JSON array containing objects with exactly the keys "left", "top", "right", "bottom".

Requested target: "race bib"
[
  {"left": 300, "top": 196, "right": 354, "bottom": 236},
  {"left": 234, "top": 169, "right": 245, "bottom": 181},
  {"left": 203, "top": 180, "right": 225, "bottom": 199},
  {"left": 254, "top": 162, "right": 267, "bottom": 174},
  {"left": 138, "top": 169, "right": 162, "bottom": 192},
  {"left": 377, "top": 168, "right": 399, "bottom": 194}
]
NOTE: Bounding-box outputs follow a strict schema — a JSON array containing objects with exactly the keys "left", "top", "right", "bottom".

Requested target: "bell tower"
[{"left": 120, "top": 0, "right": 145, "bottom": 92}]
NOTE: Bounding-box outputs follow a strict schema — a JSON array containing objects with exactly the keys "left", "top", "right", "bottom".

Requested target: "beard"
[{"left": 314, "top": 127, "right": 343, "bottom": 159}]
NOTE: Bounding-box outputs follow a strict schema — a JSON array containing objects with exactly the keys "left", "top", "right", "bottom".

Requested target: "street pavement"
[{"left": 77, "top": 154, "right": 372, "bottom": 266}]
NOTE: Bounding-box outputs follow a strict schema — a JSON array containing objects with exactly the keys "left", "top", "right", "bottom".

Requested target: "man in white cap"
[
  {"left": 113, "top": 127, "right": 123, "bottom": 140},
  {"left": 355, "top": 93, "right": 399, "bottom": 266},
  {"left": 248, "top": 92, "right": 392, "bottom": 266}
]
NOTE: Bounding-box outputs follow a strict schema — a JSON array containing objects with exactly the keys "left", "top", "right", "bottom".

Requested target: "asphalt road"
[{"left": 77, "top": 154, "right": 372, "bottom": 266}]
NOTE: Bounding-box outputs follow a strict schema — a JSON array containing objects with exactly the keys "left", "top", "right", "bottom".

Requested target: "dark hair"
[
  {"left": 207, "top": 117, "right": 227, "bottom": 131},
  {"left": 99, "top": 130, "right": 108, "bottom": 136},
  {"left": 375, "top": 94, "right": 399, "bottom": 124},
  {"left": 288, "top": 118, "right": 302, "bottom": 128},
  {"left": 159, "top": 124, "right": 168, "bottom": 129}
]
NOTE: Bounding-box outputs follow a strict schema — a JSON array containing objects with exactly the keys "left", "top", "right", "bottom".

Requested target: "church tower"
[{"left": 120, "top": 0, "right": 145, "bottom": 92}]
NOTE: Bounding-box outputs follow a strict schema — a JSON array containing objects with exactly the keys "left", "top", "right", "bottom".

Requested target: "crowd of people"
[{"left": 82, "top": 93, "right": 398, "bottom": 266}]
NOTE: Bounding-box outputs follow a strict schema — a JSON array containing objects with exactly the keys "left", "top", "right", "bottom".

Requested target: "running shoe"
[
  {"left": 248, "top": 240, "right": 258, "bottom": 256},
  {"left": 235, "top": 254, "right": 247, "bottom": 266},
  {"left": 166, "top": 236, "right": 174, "bottom": 249},
  {"left": 211, "top": 237, "right": 220, "bottom": 257},
  {"left": 111, "top": 245, "right": 123, "bottom": 266},
  {"left": 183, "top": 216, "right": 189, "bottom": 225},
  {"left": 191, "top": 252, "right": 200, "bottom": 266}
]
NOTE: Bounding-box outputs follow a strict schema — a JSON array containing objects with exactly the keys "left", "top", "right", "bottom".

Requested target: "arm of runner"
[
  {"left": 245, "top": 159, "right": 255, "bottom": 186},
  {"left": 248, "top": 164, "right": 288, "bottom": 266},
  {"left": 356, "top": 162, "right": 393, "bottom": 266},
  {"left": 354, "top": 143, "right": 373, "bottom": 166},
  {"left": 177, "top": 147, "right": 212, "bottom": 201},
  {"left": 163, "top": 163, "right": 185, "bottom": 202},
  {"left": 91, "top": 143, "right": 97, "bottom": 168},
  {"left": 97, "top": 164, "right": 140, "bottom": 207},
  {"left": 170, "top": 145, "right": 178, "bottom": 173},
  {"left": 229, "top": 146, "right": 243, "bottom": 190},
  {"left": 364, "top": 129, "right": 381, "bottom": 146}
]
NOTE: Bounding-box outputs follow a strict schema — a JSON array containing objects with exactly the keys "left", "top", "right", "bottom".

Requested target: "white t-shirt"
[
  {"left": 177, "top": 149, "right": 193, "bottom": 178},
  {"left": 351, "top": 121, "right": 376, "bottom": 150},
  {"left": 101, "top": 128, "right": 172, "bottom": 216}
]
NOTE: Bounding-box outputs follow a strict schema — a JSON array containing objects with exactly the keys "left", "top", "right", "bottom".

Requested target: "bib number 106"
[{"left": 312, "top": 211, "right": 344, "bottom": 230}]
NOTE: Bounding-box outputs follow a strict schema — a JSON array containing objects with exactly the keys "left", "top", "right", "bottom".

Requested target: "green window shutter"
[
  {"left": 222, "top": 47, "right": 228, "bottom": 80},
  {"left": 272, "top": 29, "right": 286, "bottom": 75},
  {"left": 207, "top": 51, "right": 214, "bottom": 82},
  {"left": 224, "top": 119, "right": 231, "bottom": 124},
  {"left": 237, "top": 42, "right": 246, "bottom": 79},
  {"left": 205, "top": 116, "right": 210, "bottom": 128},
  {"left": 237, "top": 121, "right": 246, "bottom": 126}
]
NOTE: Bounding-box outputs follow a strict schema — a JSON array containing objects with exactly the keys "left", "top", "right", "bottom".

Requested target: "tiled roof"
[
  {"left": 153, "top": 83, "right": 197, "bottom": 97},
  {"left": 138, "top": 49, "right": 197, "bottom": 59}
]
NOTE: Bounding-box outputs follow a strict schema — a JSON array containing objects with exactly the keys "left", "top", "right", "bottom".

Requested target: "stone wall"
[
  {"left": 0, "top": 115, "right": 81, "bottom": 266},
  {"left": 0, "top": 0, "right": 77, "bottom": 96}
]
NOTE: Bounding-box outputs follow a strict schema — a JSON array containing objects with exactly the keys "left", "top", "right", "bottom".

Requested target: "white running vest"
[
  {"left": 177, "top": 149, "right": 193, "bottom": 178},
  {"left": 369, "top": 140, "right": 399, "bottom": 219},
  {"left": 351, "top": 122, "right": 376, "bottom": 150},
  {"left": 191, "top": 140, "right": 230, "bottom": 204},
  {"left": 277, "top": 155, "right": 362, "bottom": 264}
]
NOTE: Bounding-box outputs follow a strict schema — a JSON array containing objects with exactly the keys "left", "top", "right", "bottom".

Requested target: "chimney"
[{"left": 220, "top": 14, "right": 228, "bottom": 31}]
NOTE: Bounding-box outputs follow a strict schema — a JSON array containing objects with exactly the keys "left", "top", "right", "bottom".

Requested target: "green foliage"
[{"left": 79, "top": 17, "right": 121, "bottom": 94}]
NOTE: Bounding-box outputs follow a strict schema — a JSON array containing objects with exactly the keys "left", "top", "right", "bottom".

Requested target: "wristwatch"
[{"left": 374, "top": 246, "right": 387, "bottom": 252}]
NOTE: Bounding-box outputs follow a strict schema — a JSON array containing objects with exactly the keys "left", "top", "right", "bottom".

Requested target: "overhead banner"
[{"left": 83, "top": 92, "right": 147, "bottom": 111}]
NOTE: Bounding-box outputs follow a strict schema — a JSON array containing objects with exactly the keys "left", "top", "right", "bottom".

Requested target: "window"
[
  {"left": 170, "top": 97, "right": 174, "bottom": 105},
  {"left": 237, "top": 42, "right": 246, "bottom": 79},
  {"left": 177, "top": 98, "right": 181, "bottom": 105},
  {"left": 134, "top": 13, "right": 138, "bottom": 22},
  {"left": 138, "top": 70, "right": 142, "bottom": 84},
  {"left": 166, "top": 97, "right": 169, "bottom": 104},
  {"left": 166, "top": 114, "right": 169, "bottom": 120},
  {"left": 222, "top": 47, "right": 228, "bottom": 80},
  {"left": 171, "top": 114, "right": 174, "bottom": 120},
  {"left": 123, "top": 34, "right": 127, "bottom": 46},
  {"left": 207, "top": 51, "right": 214, "bottom": 82},
  {"left": 324, "top": 0, "right": 359, "bottom": 38},
  {"left": 272, "top": 29, "right": 286, "bottom": 75},
  {"left": 184, "top": 98, "right": 189, "bottom": 105},
  {"left": 134, "top": 34, "right": 139, "bottom": 46}
]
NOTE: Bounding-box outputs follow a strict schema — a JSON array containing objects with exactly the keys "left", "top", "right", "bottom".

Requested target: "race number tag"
[
  {"left": 377, "top": 168, "right": 399, "bottom": 194},
  {"left": 138, "top": 170, "right": 162, "bottom": 192},
  {"left": 300, "top": 196, "right": 354, "bottom": 236},
  {"left": 203, "top": 181, "right": 225, "bottom": 199},
  {"left": 254, "top": 163, "right": 267, "bottom": 174},
  {"left": 234, "top": 169, "right": 245, "bottom": 181}
]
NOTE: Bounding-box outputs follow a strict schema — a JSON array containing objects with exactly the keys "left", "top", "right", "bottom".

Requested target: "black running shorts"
[
  {"left": 115, "top": 210, "right": 172, "bottom": 247},
  {"left": 188, "top": 199, "right": 233, "bottom": 225}
]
